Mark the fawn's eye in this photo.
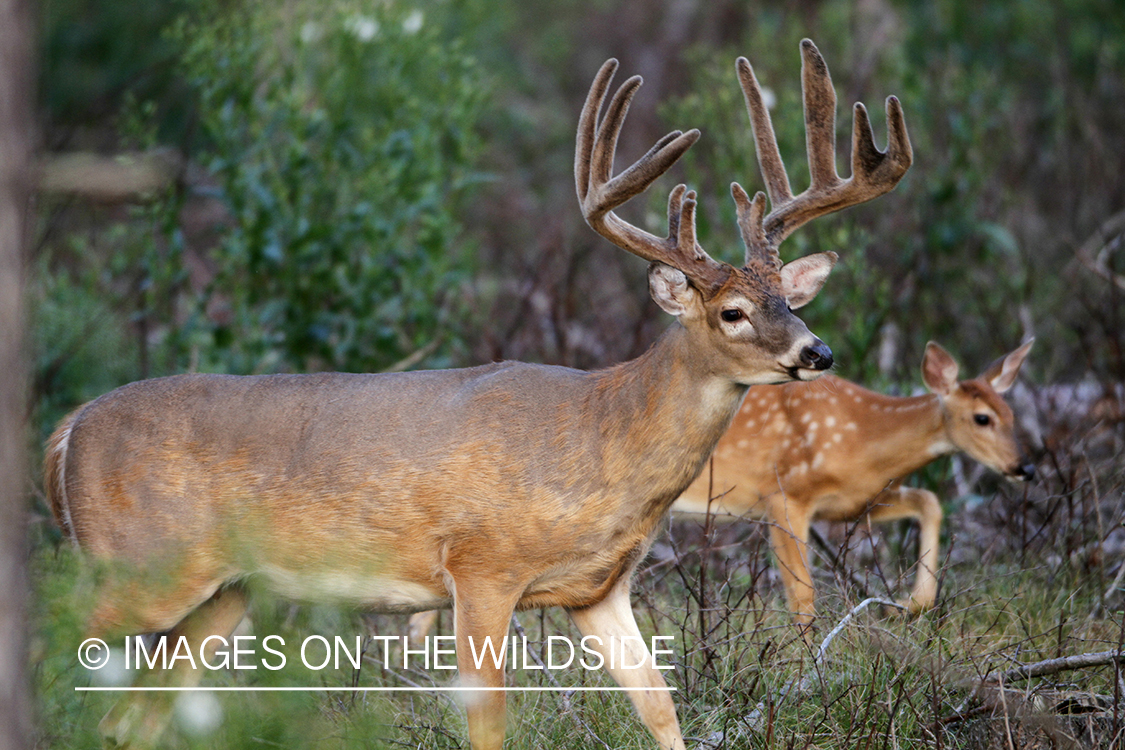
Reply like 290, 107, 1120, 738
720, 309, 743, 322
973, 414, 991, 426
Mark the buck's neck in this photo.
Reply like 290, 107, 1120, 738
585, 323, 749, 499
853, 389, 951, 480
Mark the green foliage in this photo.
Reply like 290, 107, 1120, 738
39, 0, 192, 131
31, 549, 400, 749
30, 244, 139, 441
176, 0, 487, 374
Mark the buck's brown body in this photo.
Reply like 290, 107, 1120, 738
47, 40, 912, 750
54, 345, 749, 627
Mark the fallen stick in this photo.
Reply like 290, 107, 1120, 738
982, 649, 1125, 684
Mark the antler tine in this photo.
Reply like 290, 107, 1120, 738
576, 59, 731, 295
736, 39, 913, 260
800, 39, 840, 193
851, 96, 912, 188
735, 56, 792, 211
731, 183, 778, 269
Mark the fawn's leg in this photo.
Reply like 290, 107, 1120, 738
867, 486, 943, 611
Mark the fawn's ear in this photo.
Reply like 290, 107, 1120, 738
649, 262, 702, 319
779, 252, 837, 310
921, 341, 960, 396
982, 338, 1034, 394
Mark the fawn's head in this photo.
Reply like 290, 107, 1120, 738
576, 41, 911, 385
922, 339, 1036, 480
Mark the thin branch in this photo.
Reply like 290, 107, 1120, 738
808, 525, 878, 601
36, 149, 183, 202
814, 597, 906, 667
982, 649, 1125, 684
717, 597, 908, 746
1075, 209, 1125, 290
382, 338, 442, 374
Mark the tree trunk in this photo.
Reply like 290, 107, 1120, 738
0, 0, 33, 745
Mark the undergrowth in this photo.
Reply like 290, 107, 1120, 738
31, 425, 1125, 748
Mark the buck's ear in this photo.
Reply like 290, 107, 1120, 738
921, 341, 960, 396
982, 338, 1034, 394
779, 252, 837, 310
649, 263, 699, 318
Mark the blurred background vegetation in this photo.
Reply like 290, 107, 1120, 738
31, 0, 1125, 441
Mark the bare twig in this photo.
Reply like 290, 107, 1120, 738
36, 149, 183, 202
382, 339, 442, 374
808, 525, 878, 602
814, 597, 906, 667
982, 649, 1125, 684
1075, 209, 1125, 290
508, 615, 611, 750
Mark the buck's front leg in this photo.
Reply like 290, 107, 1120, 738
568, 578, 685, 750
866, 486, 943, 612
765, 498, 816, 633
452, 580, 519, 750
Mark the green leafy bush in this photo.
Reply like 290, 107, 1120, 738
176, 0, 487, 374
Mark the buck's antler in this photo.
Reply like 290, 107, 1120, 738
576, 59, 732, 297
734, 39, 913, 266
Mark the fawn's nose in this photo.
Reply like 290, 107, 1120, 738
800, 341, 833, 371
1014, 462, 1036, 481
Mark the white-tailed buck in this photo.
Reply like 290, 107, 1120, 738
46, 40, 910, 750
675, 339, 1035, 629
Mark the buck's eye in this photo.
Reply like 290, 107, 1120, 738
973, 414, 991, 426
720, 309, 743, 322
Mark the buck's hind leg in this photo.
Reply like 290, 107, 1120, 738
408, 609, 439, 649
866, 486, 943, 612
568, 578, 685, 750
98, 584, 248, 748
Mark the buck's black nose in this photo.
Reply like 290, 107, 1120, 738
1015, 463, 1036, 481
800, 342, 833, 371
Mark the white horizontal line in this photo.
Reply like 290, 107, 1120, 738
76, 686, 675, 693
